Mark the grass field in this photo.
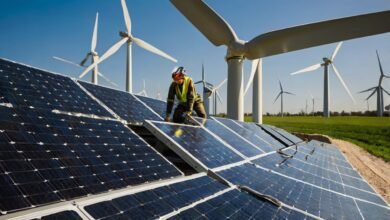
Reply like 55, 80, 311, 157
248, 116, 390, 161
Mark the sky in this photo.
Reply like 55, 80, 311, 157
0, 0, 389, 115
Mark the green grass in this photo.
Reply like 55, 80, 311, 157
247, 116, 390, 161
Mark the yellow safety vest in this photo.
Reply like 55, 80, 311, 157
175, 76, 191, 103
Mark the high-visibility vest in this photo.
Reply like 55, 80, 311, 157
175, 76, 191, 103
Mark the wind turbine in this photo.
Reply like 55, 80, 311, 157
195, 64, 214, 115
273, 80, 295, 117
358, 50, 390, 117
80, 0, 177, 93
170, 0, 389, 121
136, 80, 148, 97
53, 13, 118, 88
290, 42, 355, 117
309, 92, 315, 115
210, 78, 227, 115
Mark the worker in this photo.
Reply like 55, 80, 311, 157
165, 66, 206, 123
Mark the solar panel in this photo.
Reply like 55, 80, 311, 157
0, 58, 112, 117
192, 117, 264, 157
212, 117, 277, 152
79, 81, 162, 124
234, 120, 286, 149
81, 175, 227, 219
217, 162, 389, 219
135, 95, 167, 118
168, 188, 316, 220
39, 211, 82, 220
251, 151, 386, 205
259, 124, 298, 146
0, 106, 182, 214
144, 121, 244, 170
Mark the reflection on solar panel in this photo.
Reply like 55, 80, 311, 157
212, 117, 276, 152
145, 121, 244, 170
0, 58, 111, 117
79, 81, 162, 124
193, 117, 264, 157
217, 162, 390, 219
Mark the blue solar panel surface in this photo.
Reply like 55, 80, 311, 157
79, 81, 162, 124
217, 163, 389, 220
259, 124, 296, 146
83, 175, 227, 219
235, 121, 285, 149
193, 117, 264, 157
146, 121, 244, 169
0, 59, 111, 117
213, 117, 276, 152
135, 95, 167, 118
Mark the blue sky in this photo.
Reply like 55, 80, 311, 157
0, 0, 389, 114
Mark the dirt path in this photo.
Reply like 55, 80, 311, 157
330, 138, 390, 204
295, 133, 390, 203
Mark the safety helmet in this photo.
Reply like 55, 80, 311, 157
171, 66, 186, 80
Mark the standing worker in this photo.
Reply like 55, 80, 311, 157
165, 66, 206, 123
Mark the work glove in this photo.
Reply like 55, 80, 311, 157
165, 114, 171, 122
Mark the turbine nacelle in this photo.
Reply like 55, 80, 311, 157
226, 39, 247, 59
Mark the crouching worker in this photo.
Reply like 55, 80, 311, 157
165, 66, 206, 123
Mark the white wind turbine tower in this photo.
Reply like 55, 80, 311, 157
80, 0, 177, 93
53, 13, 118, 88
358, 50, 390, 117
195, 64, 214, 115
211, 78, 227, 115
309, 92, 315, 115
170, 0, 390, 121
136, 80, 148, 97
290, 42, 356, 117
273, 80, 295, 117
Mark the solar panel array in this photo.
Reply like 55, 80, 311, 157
0, 58, 388, 219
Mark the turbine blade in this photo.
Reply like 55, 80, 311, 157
132, 37, 177, 63
91, 12, 99, 52
206, 82, 214, 87
202, 63, 205, 80
279, 80, 283, 91
121, 0, 132, 33
383, 88, 390, 96
290, 63, 321, 75
332, 64, 355, 103
97, 72, 119, 87
358, 86, 376, 93
284, 91, 295, 95
80, 54, 90, 67
53, 56, 81, 67
216, 91, 223, 103
215, 78, 227, 90
331, 41, 343, 61
245, 11, 390, 59
366, 89, 377, 100
273, 92, 282, 104
170, 0, 237, 46
194, 80, 203, 84
244, 59, 260, 95
79, 38, 128, 78
376, 50, 384, 76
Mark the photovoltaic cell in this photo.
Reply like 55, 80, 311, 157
0, 58, 111, 117
36, 210, 82, 220
0, 106, 181, 214
217, 163, 387, 220
79, 81, 162, 124
213, 117, 276, 152
193, 117, 264, 157
83, 175, 228, 219
145, 121, 243, 169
